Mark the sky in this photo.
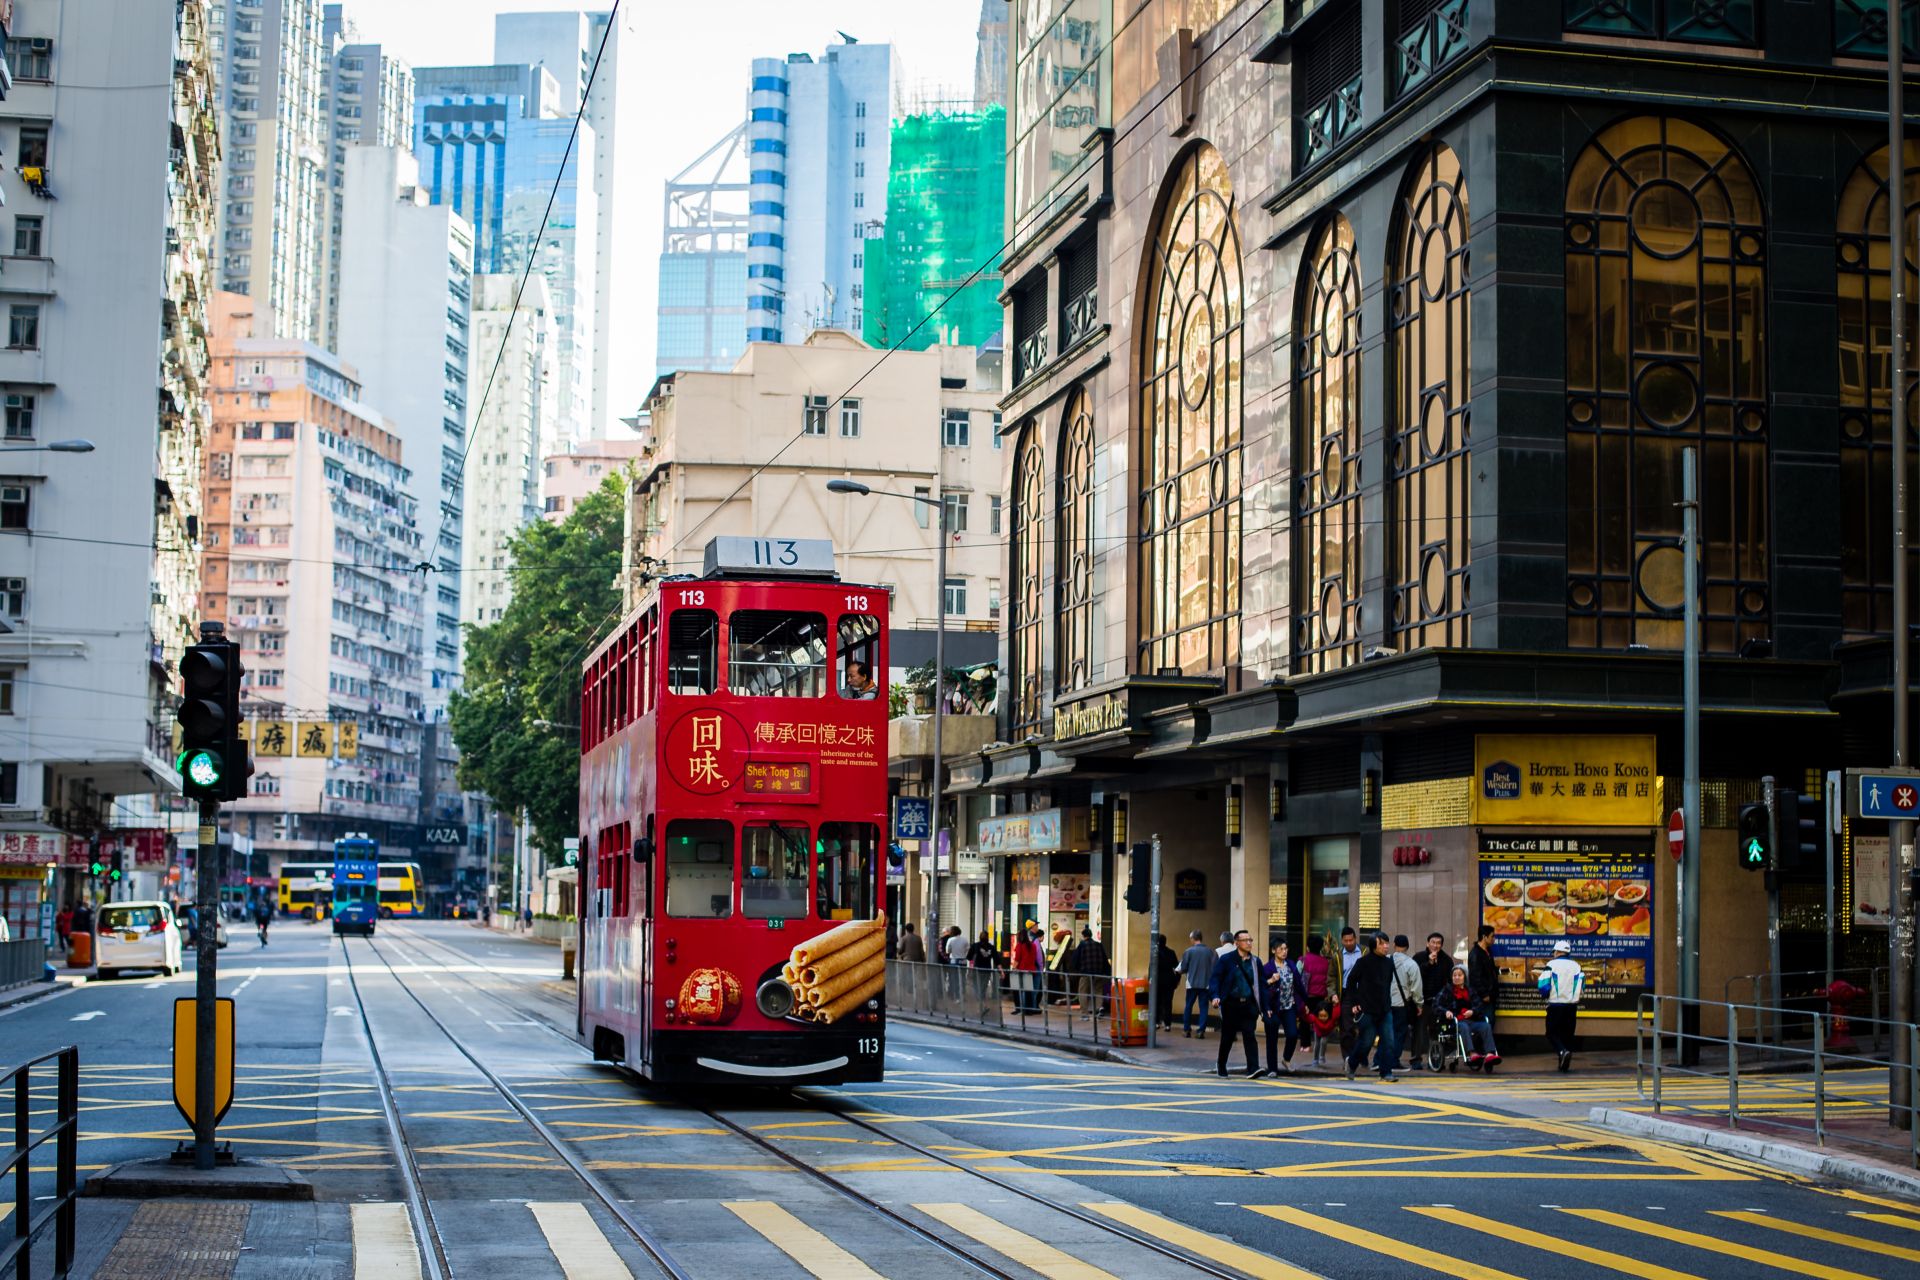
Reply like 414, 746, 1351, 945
369, 0, 990, 427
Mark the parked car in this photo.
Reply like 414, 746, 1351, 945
94, 902, 184, 978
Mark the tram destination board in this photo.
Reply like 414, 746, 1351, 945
742, 760, 812, 796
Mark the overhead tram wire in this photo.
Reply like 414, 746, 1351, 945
421, 0, 622, 582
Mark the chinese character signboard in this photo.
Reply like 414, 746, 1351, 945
254, 720, 292, 758
1470, 735, 1661, 826
893, 796, 931, 841
1477, 834, 1653, 1018
742, 760, 813, 796
664, 708, 746, 795
337, 721, 358, 758
297, 722, 334, 758
0, 831, 63, 865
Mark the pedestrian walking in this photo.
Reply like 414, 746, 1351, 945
1215, 930, 1235, 960
1344, 933, 1398, 1081
1386, 936, 1423, 1074
1337, 926, 1363, 987
55, 904, 72, 954
1011, 920, 1044, 1013
1075, 926, 1110, 1019
943, 927, 967, 999
898, 922, 927, 963
1299, 933, 1334, 1067
1540, 940, 1585, 1072
1153, 933, 1179, 1030
1468, 923, 1498, 1014
1260, 939, 1304, 1075
1437, 963, 1500, 1068
254, 899, 273, 947
1209, 929, 1262, 1077
1411, 931, 1451, 1070
1177, 931, 1217, 1038
966, 930, 999, 1008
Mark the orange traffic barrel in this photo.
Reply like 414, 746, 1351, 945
1109, 978, 1150, 1046
67, 931, 92, 969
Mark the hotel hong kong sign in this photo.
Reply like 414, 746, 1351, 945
1471, 734, 1661, 826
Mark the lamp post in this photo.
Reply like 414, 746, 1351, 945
828, 477, 947, 942
0, 439, 95, 453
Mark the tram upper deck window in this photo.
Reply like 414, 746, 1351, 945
838, 614, 881, 700
728, 610, 828, 697
664, 818, 732, 917
667, 609, 717, 695
742, 821, 810, 919
816, 822, 878, 920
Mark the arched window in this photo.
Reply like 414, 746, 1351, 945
1294, 214, 1363, 674
1055, 389, 1095, 693
1009, 424, 1047, 737
1565, 116, 1767, 653
1137, 144, 1243, 678
1837, 142, 1920, 640
1390, 144, 1471, 649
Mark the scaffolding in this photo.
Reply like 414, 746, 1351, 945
861, 106, 1006, 352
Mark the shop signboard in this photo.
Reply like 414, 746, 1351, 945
1048, 873, 1088, 910
0, 831, 62, 866
1174, 868, 1206, 910
1471, 735, 1661, 827
977, 808, 1080, 855
1477, 834, 1653, 1018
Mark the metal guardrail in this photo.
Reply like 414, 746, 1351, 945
1635, 994, 1919, 1167
0, 942, 43, 992
885, 960, 1135, 1048
1719, 967, 1894, 1053
1, 1046, 78, 1280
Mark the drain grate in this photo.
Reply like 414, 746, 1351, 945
94, 1202, 252, 1280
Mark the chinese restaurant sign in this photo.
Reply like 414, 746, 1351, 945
1471, 734, 1661, 826
1477, 833, 1652, 1019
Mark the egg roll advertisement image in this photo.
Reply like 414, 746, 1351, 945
785, 914, 886, 1023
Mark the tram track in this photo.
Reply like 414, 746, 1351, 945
377, 923, 1256, 1280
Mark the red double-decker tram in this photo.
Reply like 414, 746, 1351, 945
577, 537, 890, 1084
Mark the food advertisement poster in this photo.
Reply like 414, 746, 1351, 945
1853, 834, 1889, 928
1478, 834, 1653, 1017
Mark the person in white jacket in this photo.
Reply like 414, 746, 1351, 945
1538, 940, 1585, 1073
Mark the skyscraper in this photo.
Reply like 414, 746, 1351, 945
745, 40, 892, 346
318, 4, 412, 352
974, 0, 1009, 110
212, 0, 329, 342
413, 63, 597, 455
462, 274, 554, 629
656, 124, 749, 377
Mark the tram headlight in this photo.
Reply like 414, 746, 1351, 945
756, 978, 797, 1019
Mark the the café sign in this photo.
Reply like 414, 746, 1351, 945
1054, 691, 1126, 741
1471, 734, 1661, 827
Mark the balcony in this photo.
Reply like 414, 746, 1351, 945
1060, 288, 1098, 352
1396, 0, 1471, 99
1835, 0, 1920, 58
1299, 72, 1363, 170
1014, 326, 1049, 386
1564, 0, 1757, 47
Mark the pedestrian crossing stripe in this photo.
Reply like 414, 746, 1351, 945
1079, 1203, 1322, 1280
1559, 1208, 1879, 1280
1406, 1206, 1706, 1280
1249, 1205, 1526, 1280
528, 1202, 632, 1280
1713, 1209, 1920, 1266
912, 1203, 1117, 1280
350, 1203, 421, 1280
722, 1200, 885, 1279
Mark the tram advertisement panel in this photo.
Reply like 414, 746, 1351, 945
1477, 833, 1653, 1018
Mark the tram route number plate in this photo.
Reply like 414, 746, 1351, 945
767, 919, 785, 930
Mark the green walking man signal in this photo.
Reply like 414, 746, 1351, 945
1736, 803, 1769, 870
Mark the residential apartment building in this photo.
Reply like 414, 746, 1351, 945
211, 0, 329, 343
413, 63, 597, 454
0, 0, 217, 910
540, 437, 644, 525
203, 291, 426, 865
496, 7, 640, 440
317, 3, 411, 352
624, 329, 1002, 672
462, 273, 553, 628
746, 40, 892, 345
335, 145, 472, 713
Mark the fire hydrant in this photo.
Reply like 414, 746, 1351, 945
1814, 978, 1860, 1053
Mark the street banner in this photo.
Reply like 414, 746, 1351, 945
1477, 833, 1653, 1018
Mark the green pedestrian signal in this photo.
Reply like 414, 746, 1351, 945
1736, 803, 1769, 871
177, 747, 225, 793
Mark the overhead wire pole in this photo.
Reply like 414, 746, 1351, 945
1893, 0, 1915, 1130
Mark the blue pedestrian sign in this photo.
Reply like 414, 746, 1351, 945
893, 796, 931, 842
1853, 771, 1920, 820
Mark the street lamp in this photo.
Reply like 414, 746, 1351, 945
827, 476, 948, 943
0, 439, 95, 453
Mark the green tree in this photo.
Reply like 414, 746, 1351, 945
450, 474, 624, 860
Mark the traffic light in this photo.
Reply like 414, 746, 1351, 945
1124, 841, 1152, 914
88, 856, 105, 878
1736, 803, 1769, 871
109, 848, 124, 883
175, 631, 251, 801
1772, 789, 1821, 874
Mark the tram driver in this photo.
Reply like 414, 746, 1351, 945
841, 660, 878, 700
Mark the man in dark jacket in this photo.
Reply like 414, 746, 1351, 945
1410, 931, 1451, 1069
1074, 927, 1110, 1016
1467, 924, 1498, 1013
1344, 933, 1398, 1081
1209, 929, 1262, 1077
1153, 935, 1179, 1030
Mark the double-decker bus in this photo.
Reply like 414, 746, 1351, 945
331, 835, 379, 936
376, 862, 423, 917
278, 862, 334, 918
578, 537, 889, 1084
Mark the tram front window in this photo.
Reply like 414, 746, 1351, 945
742, 822, 810, 919
729, 610, 828, 697
816, 822, 878, 920
665, 819, 733, 918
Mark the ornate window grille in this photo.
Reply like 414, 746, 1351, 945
1564, 116, 1768, 653
1564, 0, 1758, 45
1837, 142, 1920, 639
1010, 424, 1048, 737
1298, 5, 1363, 170
1059, 235, 1099, 351
1137, 145, 1243, 679
1056, 389, 1096, 693
1395, 0, 1471, 99
1389, 145, 1471, 650
1293, 215, 1364, 674
1835, 1, 1920, 59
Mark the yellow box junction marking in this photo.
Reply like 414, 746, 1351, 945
722, 1201, 884, 1279
1713, 1209, 1920, 1266
172, 996, 234, 1129
528, 1202, 632, 1280
1407, 1206, 1706, 1279
1558, 1208, 1878, 1279
1080, 1202, 1322, 1280
1850, 1211, 1920, 1233
1249, 1205, 1524, 1280
350, 1203, 421, 1280
913, 1203, 1117, 1280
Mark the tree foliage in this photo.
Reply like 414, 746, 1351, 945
450, 475, 624, 860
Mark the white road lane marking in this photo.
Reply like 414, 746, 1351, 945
350, 1203, 422, 1280
527, 1202, 631, 1280
69, 1011, 104, 1022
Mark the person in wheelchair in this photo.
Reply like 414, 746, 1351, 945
1434, 963, 1501, 1071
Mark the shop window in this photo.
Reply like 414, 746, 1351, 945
742, 822, 810, 919
1055, 389, 1095, 693
816, 822, 878, 920
1010, 423, 1046, 736
1303, 838, 1351, 942
666, 608, 717, 695
1389, 145, 1472, 649
728, 609, 828, 698
1138, 144, 1243, 679
1565, 116, 1768, 652
664, 818, 732, 918
1294, 215, 1364, 674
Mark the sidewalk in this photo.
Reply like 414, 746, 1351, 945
0, 955, 93, 1012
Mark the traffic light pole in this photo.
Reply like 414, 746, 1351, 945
1147, 834, 1163, 1050
1680, 446, 1702, 1066
1890, 0, 1915, 1129
193, 796, 219, 1170
1763, 775, 1782, 1048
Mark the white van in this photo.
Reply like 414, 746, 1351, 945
94, 901, 183, 978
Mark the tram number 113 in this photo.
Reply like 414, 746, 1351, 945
857, 1037, 881, 1055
